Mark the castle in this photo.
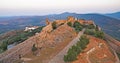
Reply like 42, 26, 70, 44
0, 16, 95, 63
36, 16, 95, 48
46, 16, 94, 26
43, 16, 95, 33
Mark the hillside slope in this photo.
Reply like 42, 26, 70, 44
105, 12, 120, 19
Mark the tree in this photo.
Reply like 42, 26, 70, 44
52, 21, 57, 29
67, 22, 72, 27
73, 21, 83, 32
87, 24, 95, 29
1, 41, 8, 51
95, 25, 99, 31
32, 44, 37, 52
95, 31, 104, 39
73, 21, 81, 28
64, 35, 89, 62
64, 48, 77, 62
84, 29, 95, 35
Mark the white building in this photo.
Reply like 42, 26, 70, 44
24, 26, 39, 31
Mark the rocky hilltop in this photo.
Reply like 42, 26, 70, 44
0, 16, 119, 63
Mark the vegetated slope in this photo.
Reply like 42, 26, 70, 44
0, 26, 43, 53
0, 30, 23, 41
73, 36, 116, 63
105, 12, 120, 19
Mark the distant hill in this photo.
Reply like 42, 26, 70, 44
0, 12, 120, 40
105, 12, 120, 19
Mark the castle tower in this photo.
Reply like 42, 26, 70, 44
67, 16, 75, 24
46, 18, 50, 25
67, 16, 75, 22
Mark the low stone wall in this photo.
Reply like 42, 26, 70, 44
104, 34, 120, 53
0, 36, 35, 63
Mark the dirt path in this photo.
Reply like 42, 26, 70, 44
49, 29, 85, 63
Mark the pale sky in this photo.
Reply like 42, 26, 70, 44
0, 0, 120, 16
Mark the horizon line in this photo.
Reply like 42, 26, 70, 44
0, 11, 119, 17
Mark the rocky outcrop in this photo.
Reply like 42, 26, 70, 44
46, 18, 51, 25
36, 24, 76, 48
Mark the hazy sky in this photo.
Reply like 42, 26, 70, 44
0, 0, 120, 16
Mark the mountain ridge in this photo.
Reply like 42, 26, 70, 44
105, 12, 120, 19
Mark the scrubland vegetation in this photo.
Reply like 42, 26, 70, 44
0, 26, 43, 53
64, 35, 89, 62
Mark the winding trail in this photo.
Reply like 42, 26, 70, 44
49, 29, 85, 63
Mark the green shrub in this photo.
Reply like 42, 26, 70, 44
95, 31, 104, 39
52, 21, 57, 29
64, 48, 77, 62
0, 41, 8, 51
64, 35, 89, 62
32, 44, 37, 52
95, 25, 99, 31
73, 21, 81, 28
117, 53, 120, 60
87, 24, 95, 29
84, 29, 95, 35
73, 21, 83, 32
67, 22, 72, 27
0, 26, 43, 53
84, 28, 104, 39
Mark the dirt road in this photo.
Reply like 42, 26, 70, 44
49, 29, 85, 63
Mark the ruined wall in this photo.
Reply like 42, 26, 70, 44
55, 20, 66, 26
46, 18, 51, 25
78, 19, 86, 24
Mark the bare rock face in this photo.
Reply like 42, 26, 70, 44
55, 20, 66, 26
67, 16, 75, 24
36, 24, 76, 48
